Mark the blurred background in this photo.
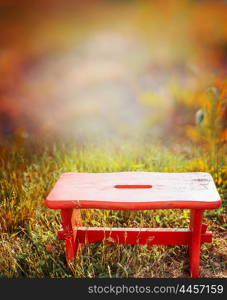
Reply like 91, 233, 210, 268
0, 0, 227, 278
0, 0, 226, 146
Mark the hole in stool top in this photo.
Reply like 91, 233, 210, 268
114, 184, 152, 189
45, 172, 222, 210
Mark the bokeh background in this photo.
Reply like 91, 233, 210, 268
0, 0, 227, 278
0, 0, 226, 145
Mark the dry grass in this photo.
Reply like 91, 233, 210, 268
0, 142, 226, 278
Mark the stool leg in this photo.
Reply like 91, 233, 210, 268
61, 208, 82, 263
72, 208, 83, 256
189, 209, 203, 278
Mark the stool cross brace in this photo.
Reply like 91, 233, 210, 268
46, 172, 221, 278
59, 208, 211, 278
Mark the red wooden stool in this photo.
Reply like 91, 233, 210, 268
45, 172, 221, 278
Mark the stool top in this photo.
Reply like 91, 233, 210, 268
45, 172, 221, 210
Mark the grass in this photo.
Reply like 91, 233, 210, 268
0, 141, 226, 278
0, 0, 226, 279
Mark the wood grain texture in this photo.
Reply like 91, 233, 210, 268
46, 172, 221, 210
58, 227, 212, 245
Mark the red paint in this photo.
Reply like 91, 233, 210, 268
58, 227, 212, 245
46, 199, 222, 210
60, 208, 83, 263
46, 172, 221, 210
189, 210, 204, 278
61, 209, 75, 262
114, 184, 152, 188
201, 223, 208, 233
45, 172, 221, 277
